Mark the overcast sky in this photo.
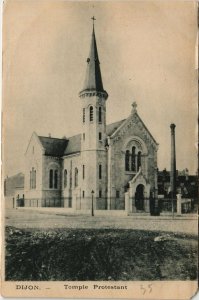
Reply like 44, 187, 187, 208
3, 0, 198, 177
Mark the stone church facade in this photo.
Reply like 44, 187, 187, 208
24, 24, 158, 213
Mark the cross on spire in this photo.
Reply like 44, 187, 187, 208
91, 16, 96, 27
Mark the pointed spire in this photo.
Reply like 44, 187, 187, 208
79, 18, 108, 99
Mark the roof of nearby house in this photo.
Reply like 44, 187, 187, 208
4, 173, 24, 196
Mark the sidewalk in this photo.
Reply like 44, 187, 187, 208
15, 207, 198, 220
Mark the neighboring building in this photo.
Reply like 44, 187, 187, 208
4, 173, 24, 208
14, 24, 159, 213
158, 169, 198, 199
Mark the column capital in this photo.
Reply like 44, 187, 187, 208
170, 123, 176, 131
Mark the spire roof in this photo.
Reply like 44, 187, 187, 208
80, 21, 108, 98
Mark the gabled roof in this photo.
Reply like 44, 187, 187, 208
135, 113, 158, 145
38, 136, 68, 157
64, 134, 81, 156
106, 119, 126, 136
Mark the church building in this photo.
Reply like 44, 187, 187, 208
24, 22, 158, 213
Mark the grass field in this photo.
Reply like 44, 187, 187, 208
5, 226, 197, 281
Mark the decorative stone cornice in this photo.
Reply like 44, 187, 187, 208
79, 90, 108, 100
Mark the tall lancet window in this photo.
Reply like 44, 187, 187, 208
64, 169, 67, 188
49, 169, 53, 188
34, 170, 36, 189
99, 107, 102, 123
54, 170, 58, 189
74, 168, 78, 187
131, 147, 136, 171
70, 170, 72, 188
137, 151, 142, 171
99, 164, 102, 179
83, 108, 85, 123
90, 106, 93, 122
125, 150, 130, 171
30, 168, 36, 189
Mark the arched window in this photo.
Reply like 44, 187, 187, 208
99, 107, 102, 123
137, 151, 142, 171
99, 164, 102, 179
82, 190, 85, 198
83, 108, 85, 123
90, 106, 93, 122
83, 165, 85, 179
64, 169, 67, 188
30, 168, 36, 189
49, 169, 53, 188
54, 170, 58, 189
74, 168, 78, 187
125, 150, 130, 171
131, 146, 136, 171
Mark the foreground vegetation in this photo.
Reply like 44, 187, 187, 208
5, 226, 197, 281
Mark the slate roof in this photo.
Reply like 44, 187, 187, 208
106, 119, 126, 136
38, 136, 68, 157
80, 27, 107, 95
38, 134, 82, 157
64, 134, 81, 156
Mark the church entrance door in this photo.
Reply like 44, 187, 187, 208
135, 184, 144, 211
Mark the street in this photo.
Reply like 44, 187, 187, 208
5, 208, 198, 235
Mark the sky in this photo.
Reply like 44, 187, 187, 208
3, 0, 198, 177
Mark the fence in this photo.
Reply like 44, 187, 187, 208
158, 198, 195, 213
19, 197, 125, 210
75, 197, 125, 210
16, 196, 197, 213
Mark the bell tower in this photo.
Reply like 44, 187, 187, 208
79, 17, 108, 207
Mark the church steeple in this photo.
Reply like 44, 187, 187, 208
79, 18, 108, 99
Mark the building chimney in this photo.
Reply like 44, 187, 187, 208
170, 124, 176, 198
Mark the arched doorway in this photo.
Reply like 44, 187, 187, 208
135, 184, 144, 211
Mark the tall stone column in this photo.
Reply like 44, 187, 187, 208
170, 124, 176, 215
